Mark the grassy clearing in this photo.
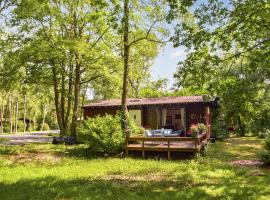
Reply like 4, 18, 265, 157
0, 137, 269, 200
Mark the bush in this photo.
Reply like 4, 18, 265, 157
127, 115, 144, 136
197, 123, 206, 133
77, 112, 143, 154
260, 136, 270, 165
77, 114, 125, 154
38, 123, 50, 131
16, 120, 25, 132
2, 122, 11, 133
212, 120, 229, 141
258, 130, 270, 139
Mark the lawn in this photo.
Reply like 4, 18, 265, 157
0, 137, 269, 200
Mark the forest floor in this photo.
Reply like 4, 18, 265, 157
0, 137, 269, 200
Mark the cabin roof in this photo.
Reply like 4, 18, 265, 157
82, 95, 218, 108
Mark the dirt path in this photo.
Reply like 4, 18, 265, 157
0, 131, 59, 146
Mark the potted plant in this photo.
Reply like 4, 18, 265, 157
197, 123, 206, 134
190, 124, 199, 138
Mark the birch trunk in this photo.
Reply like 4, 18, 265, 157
9, 93, 13, 133
0, 101, 4, 134
15, 99, 18, 134
33, 110, 36, 131
29, 109, 32, 131
40, 104, 47, 131
23, 94, 27, 133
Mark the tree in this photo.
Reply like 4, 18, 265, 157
169, 0, 270, 135
120, 0, 169, 135
11, 0, 120, 136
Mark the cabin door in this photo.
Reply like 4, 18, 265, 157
129, 110, 142, 127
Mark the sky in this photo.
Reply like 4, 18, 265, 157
152, 0, 231, 89
151, 43, 187, 89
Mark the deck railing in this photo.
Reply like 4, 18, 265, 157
125, 133, 207, 159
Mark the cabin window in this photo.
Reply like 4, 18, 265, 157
175, 114, 181, 119
166, 116, 172, 126
134, 115, 136, 120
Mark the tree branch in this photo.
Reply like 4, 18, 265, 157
129, 17, 166, 47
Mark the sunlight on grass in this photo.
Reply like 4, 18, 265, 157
0, 137, 269, 199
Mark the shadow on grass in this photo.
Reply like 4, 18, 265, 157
61, 145, 120, 160
0, 175, 269, 200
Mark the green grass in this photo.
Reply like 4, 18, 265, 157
0, 137, 269, 200
0, 138, 9, 142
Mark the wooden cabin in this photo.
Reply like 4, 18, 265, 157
82, 95, 218, 133
82, 95, 218, 159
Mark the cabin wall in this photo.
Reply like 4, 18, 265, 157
83, 104, 212, 133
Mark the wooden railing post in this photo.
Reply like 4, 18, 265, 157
168, 139, 171, 160
207, 125, 211, 139
126, 138, 129, 156
142, 139, 145, 159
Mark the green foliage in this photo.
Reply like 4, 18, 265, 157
212, 120, 229, 141
260, 136, 270, 165
197, 123, 206, 133
77, 111, 144, 154
2, 122, 11, 133
170, 0, 270, 138
16, 120, 25, 132
77, 114, 126, 154
38, 123, 50, 131
258, 131, 269, 139
42, 123, 50, 131
127, 114, 144, 136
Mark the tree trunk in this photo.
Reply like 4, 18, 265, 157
80, 90, 86, 120
40, 104, 47, 131
0, 101, 4, 134
70, 55, 81, 138
52, 65, 65, 135
9, 93, 13, 133
29, 109, 32, 131
15, 98, 18, 134
33, 110, 36, 131
121, 0, 130, 137
23, 94, 27, 133
64, 63, 73, 132
237, 115, 245, 136
61, 70, 66, 131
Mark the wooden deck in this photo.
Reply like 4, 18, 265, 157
125, 133, 207, 159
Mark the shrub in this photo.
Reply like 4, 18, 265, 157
190, 124, 199, 138
77, 112, 144, 154
127, 115, 144, 136
212, 120, 229, 141
38, 123, 50, 131
2, 122, 11, 133
16, 121, 25, 132
260, 136, 270, 165
43, 123, 50, 131
197, 123, 206, 133
77, 114, 125, 154
258, 130, 269, 139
